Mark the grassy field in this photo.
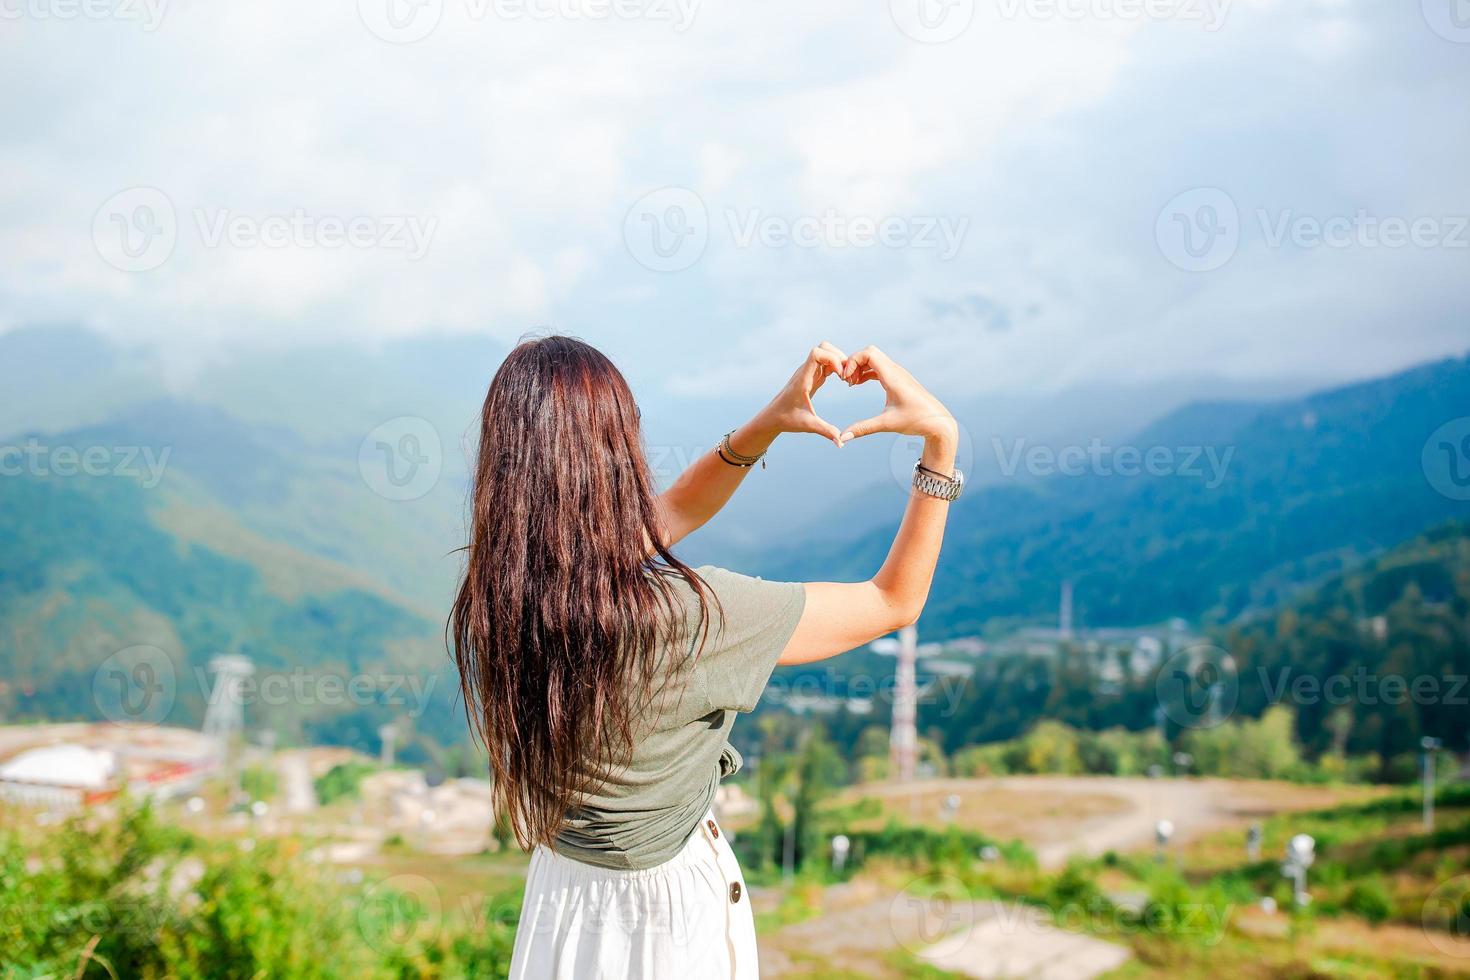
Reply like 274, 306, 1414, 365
754, 780, 1470, 978
9, 778, 1470, 979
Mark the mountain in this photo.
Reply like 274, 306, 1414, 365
921, 521, 1470, 767
0, 325, 1324, 581
753, 354, 1470, 635
1225, 520, 1470, 766
1, 323, 1461, 758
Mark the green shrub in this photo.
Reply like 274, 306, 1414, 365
1343, 876, 1393, 925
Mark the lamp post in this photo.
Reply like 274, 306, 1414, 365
1422, 736, 1443, 832
1154, 819, 1174, 864
831, 834, 850, 873
1281, 833, 1315, 908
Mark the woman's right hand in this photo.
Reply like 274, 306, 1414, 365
837, 346, 956, 448
752, 341, 851, 447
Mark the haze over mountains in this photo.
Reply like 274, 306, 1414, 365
1, 325, 1465, 754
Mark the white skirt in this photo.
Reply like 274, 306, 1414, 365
509, 811, 759, 980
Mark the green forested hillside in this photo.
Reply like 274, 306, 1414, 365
0, 461, 466, 757
923, 522, 1470, 772
2, 353, 1466, 763
762, 354, 1470, 635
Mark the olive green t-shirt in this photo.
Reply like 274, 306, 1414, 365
553, 565, 806, 870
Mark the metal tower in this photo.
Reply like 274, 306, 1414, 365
1060, 579, 1074, 640
889, 625, 918, 782
201, 654, 254, 746
379, 723, 398, 768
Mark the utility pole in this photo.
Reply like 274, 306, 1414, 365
1423, 737, 1443, 831
890, 625, 918, 783
379, 723, 398, 768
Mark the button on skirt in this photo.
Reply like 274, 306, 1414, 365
509, 812, 758, 979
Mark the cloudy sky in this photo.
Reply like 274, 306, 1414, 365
2, 0, 1467, 398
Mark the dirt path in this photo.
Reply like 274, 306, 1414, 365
847, 776, 1384, 867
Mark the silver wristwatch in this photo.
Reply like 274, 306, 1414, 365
912, 461, 964, 501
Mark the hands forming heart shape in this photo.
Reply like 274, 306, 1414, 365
760, 342, 956, 449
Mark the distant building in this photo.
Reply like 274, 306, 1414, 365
0, 745, 116, 810
0, 724, 218, 812
943, 637, 987, 657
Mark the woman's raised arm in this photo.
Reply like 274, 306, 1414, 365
779, 346, 959, 665
655, 342, 850, 548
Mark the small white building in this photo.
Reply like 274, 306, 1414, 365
0, 744, 117, 811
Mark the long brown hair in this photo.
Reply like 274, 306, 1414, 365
449, 335, 712, 849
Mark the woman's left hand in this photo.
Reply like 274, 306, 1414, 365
753, 341, 851, 447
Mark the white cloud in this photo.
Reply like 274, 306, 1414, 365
0, 0, 1465, 394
